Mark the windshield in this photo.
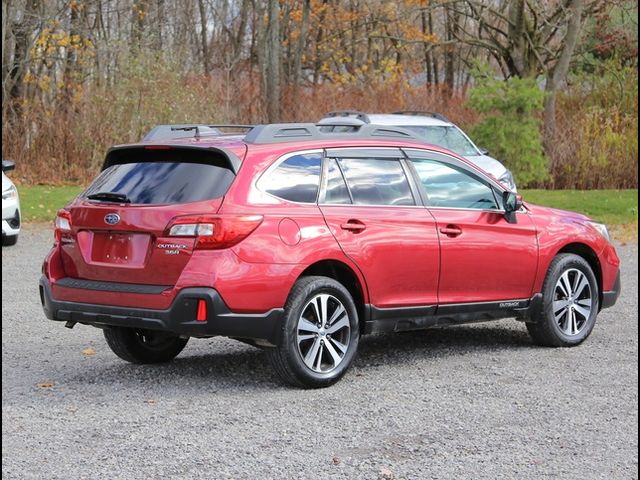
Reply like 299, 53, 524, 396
402, 126, 479, 156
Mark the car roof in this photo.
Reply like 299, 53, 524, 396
107, 125, 502, 189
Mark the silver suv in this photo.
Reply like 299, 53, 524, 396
318, 111, 516, 191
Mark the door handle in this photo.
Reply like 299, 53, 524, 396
439, 225, 462, 237
340, 220, 366, 233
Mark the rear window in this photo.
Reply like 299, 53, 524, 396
82, 161, 235, 205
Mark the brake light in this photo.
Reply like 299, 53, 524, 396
54, 209, 72, 242
166, 215, 263, 250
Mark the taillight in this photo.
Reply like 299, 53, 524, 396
165, 215, 263, 250
54, 209, 72, 242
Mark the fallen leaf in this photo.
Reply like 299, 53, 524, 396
379, 467, 395, 480
36, 382, 54, 388
81, 347, 96, 356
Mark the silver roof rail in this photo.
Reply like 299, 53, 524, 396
143, 124, 254, 141
324, 110, 371, 123
244, 123, 420, 144
317, 117, 366, 127
391, 111, 451, 123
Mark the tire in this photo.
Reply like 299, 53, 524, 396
103, 327, 188, 364
526, 253, 599, 347
267, 276, 360, 388
2, 235, 17, 246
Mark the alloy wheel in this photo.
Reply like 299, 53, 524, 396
553, 268, 593, 336
296, 294, 351, 373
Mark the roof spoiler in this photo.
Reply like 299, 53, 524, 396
104, 144, 243, 174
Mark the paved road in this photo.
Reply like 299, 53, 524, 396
2, 226, 638, 479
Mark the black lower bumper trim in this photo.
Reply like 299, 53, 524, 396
601, 270, 621, 310
40, 276, 283, 345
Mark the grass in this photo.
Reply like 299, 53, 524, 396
17, 185, 638, 241
19, 185, 83, 223
522, 189, 638, 242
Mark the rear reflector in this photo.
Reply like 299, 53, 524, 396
196, 299, 207, 322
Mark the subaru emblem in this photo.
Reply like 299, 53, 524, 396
104, 213, 120, 225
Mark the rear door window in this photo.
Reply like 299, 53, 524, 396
82, 161, 235, 205
336, 158, 415, 206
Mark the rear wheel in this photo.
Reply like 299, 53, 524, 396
267, 276, 359, 388
103, 327, 188, 364
526, 254, 599, 347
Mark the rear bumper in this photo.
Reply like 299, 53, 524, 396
601, 270, 621, 310
39, 276, 283, 345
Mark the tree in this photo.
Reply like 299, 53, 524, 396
426, 0, 604, 148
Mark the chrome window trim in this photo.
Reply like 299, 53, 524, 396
318, 203, 427, 209
324, 146, 405, 159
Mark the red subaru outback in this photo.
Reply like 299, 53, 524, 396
40, 123, 621, 388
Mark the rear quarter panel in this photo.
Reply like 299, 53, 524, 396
218, 146, 370, 309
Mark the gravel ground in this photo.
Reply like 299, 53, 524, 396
2, 225, 638, 479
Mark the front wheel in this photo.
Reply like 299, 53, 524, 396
526, 253, 599, 347
103, 327, 188, 364
267, 276, 360, 388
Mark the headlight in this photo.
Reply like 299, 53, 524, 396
587, 221, 610, 242
498, 170, 517, 191
2, 185, 17, 201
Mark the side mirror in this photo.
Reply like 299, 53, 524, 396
478, 147, 489, 155
503, 191, 523, 224
2, 160, 15, 173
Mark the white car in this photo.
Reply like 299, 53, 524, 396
2, 160, 20, 246
318, 111, 517, 191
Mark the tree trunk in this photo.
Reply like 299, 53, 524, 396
421, 11, 432, 84
264, 0, 281, 122
292, 0, 310, 85
429, 10, 439, 84
543, 0, 584, 153
131, 1, 149, 51
197, 0, 210, 76
62, 2, 81, 104
7, 0, 40, 112
444, 6, 458, 92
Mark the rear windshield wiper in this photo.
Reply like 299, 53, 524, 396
86, 192, 131, 203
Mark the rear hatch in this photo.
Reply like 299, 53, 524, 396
57, 145, 243, 286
